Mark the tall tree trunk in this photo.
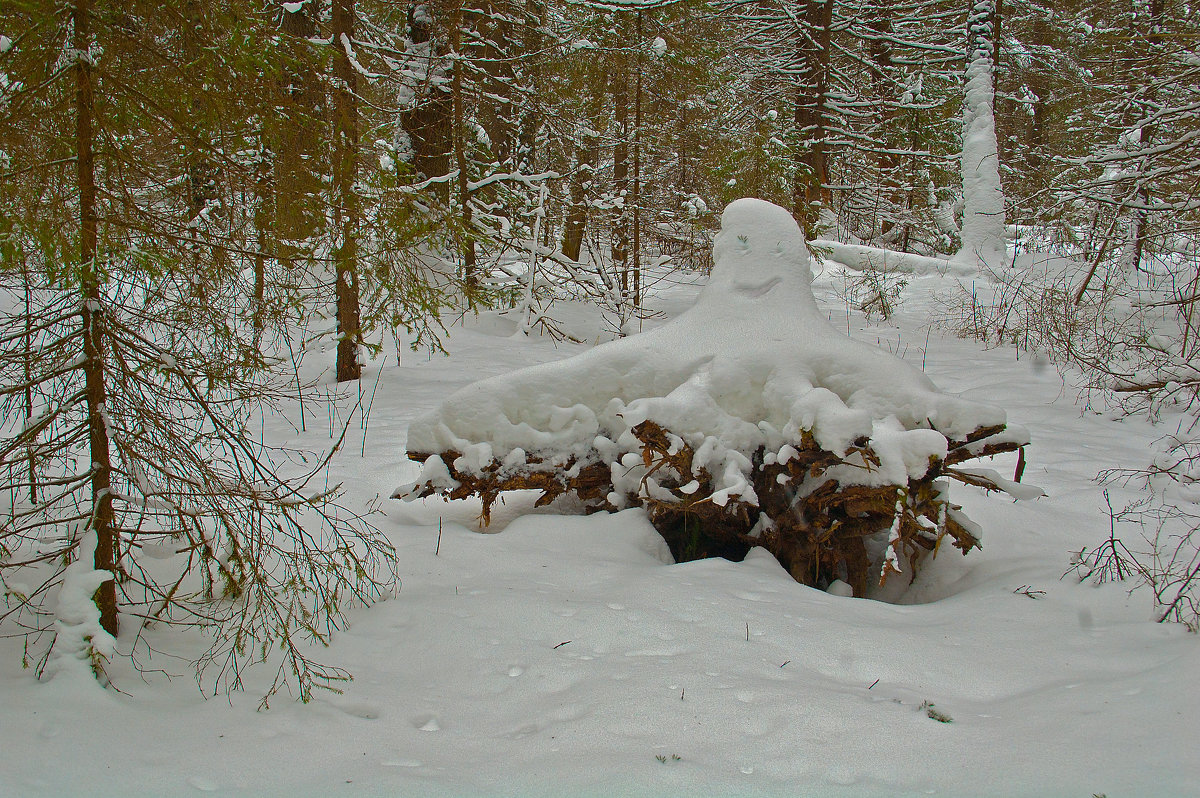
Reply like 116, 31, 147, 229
613, 67, 630, 292
277, 0, 323, 245
562, 127, 599, 261
450, 8, 478, 303
867, 1, 899, 238
1024, 11, 1049, 176
400, 3, 453, 199
73, 0, 118, 638
561, 60, 605, 262
515, 0, 545, 173
474, 0, 518, 168
182, 0, 215, 297
956, 0, 1007, 270
252, 145, 272, 338
792, 0, 834, 231
991, 0, 1007, 162
332, 0, 363, 381
1129, 0, 1165, 273
632, 11, 643, 308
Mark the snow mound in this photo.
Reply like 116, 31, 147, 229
401, 198, 1024, 508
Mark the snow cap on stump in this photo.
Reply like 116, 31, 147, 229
402, 198, 1020, 497
398, 198, 1033, 593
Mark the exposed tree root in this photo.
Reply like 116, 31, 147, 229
407, 420, 1023, 596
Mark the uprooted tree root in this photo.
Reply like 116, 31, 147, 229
407, 420, 1023, 596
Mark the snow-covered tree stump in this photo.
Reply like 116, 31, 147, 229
398, 199, 1035, 596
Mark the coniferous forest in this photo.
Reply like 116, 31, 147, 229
1, 3, 1199, 793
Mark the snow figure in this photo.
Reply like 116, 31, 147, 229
398, 199, 1034, 595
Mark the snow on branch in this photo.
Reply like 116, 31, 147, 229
811, 239, 977, 277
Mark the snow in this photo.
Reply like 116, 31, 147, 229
48, 530, 116, 685
813, 238, 977, 277
2, 230, 1198, 797
955, 11, 1008, 272
402, 199, 1020, 511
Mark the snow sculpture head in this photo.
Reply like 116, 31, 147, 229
709, 197, 813, 293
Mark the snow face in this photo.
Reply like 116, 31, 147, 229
402, 199, 1018, 503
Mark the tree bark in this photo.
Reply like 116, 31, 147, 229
515, 0, 546, 173
956, 0, 1007, 270
561, 128, 599, 261
867, 1, 899, 238
632, 11, 643, 308
1025, 10, 1049, 175
276, 0, 323, 244
332, 0, 363, 381
1129, 0, 1165, 273
613, 66, 630, 291
400, 3, 453, 200
792, 0, 834, 231
473, 0, 518, 168
450, 8, 478, 303
73, 0, 118, 638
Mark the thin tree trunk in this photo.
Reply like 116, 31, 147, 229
400, 3, 453, 199
613, 67, 630, 292
450, 9, 478, 304
1129, 0, 1164, 273
21, 257, 36, 504
561, 128, 599, 261
793, 0, 834, 230
332, 0, 362, 381
252, 146, 271, 339
277, 0, 322, 244
73, 0, 118, 637
867, 1, 899, 238
181, 0, 214, 297
632, 11, 643, 308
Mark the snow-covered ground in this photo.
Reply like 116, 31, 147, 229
3, 258, 1198, 797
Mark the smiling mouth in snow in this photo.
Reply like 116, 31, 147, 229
733, 276, 782, 297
